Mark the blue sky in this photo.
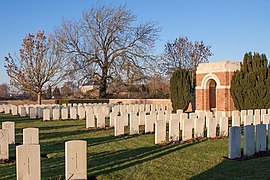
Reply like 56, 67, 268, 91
1, 0, 270, 84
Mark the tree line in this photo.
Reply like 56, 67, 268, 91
5, 4, 213, 104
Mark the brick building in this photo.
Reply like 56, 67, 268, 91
195, 61, 240, 115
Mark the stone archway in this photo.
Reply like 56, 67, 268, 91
195, 61, 241, 114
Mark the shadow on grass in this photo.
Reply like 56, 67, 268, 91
191, 155, 270, 179
89, 140, 204, 176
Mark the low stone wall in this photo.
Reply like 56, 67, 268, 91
109, 99, 172, 105
0, 100, 55, 105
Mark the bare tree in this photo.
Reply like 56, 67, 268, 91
5, 31, 69, 104
163, 37, 213, 109
54, 4, 160, 98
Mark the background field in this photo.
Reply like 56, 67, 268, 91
0, 114, 269, 179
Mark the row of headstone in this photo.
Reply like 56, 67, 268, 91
229, 124, 270, 159
232, 109, 270, 126
16, 140, 87, 180
109, 110, 229, 144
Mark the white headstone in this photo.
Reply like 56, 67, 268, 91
138, 111, 146, 126
43, 108, 50, 121
219, 117, 228, 136
243, 115, 252, 126
16, 144, 40, 180
254, 109, 260, 116
262, 114, 270, 125
182, 118, 193, 141
180, 113, 188, 131
194, 118, 204, 138
86, 111, 95, 128
65, 140, 87, 180
109, 112, 117, 127
169, 114, 180, 141
96, 112, 105, 128
247, 109, 253, 116
256, 124, 266, 152
20, 106, 27, 117
61, 107, 69, 120
114, 116, 124, 136
253, 115, 261, 125
0, 129, 9, 160
206, 118, 216, 138
155, 120, 166, 144
23, 128, 39, 145
228, 126, 241, 159
70, 107, 78, 120
232, 116, 240, 126
78, 107, 86, 120
53, 107, 61, 120
2, 121, 15, 144
145, 113, 156, 133
130, 112, 139, 134
29, 107, 37, 119
12, 105, 18, 116
244, 125, 255, 156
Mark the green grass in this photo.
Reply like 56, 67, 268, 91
0, 114, 270, 179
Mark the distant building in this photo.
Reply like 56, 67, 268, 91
80, 81, 100, 94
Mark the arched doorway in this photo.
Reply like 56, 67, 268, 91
208, 79, 217, 110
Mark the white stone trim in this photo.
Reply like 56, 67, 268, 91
196, 61, 240, 74
196, 85, 231, 90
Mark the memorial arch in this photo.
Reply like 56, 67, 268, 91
195, 61, 240, 114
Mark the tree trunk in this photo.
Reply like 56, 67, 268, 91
37, 91, 42, 105
99, 76, 107, 98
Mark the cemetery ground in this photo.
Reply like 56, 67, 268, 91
1, 115, 270, 179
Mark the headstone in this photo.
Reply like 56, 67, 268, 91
219, 117, 229, 136
86, 111, 95, 128
145, 104, 151, 113
262, 114, 270, 125
256, 124, 266, 152
243, 115, 253, 126
205, 111, 213, 119
114, 116, 124, 136
29, 107, 37, 119
240, 110, 247, 124
169, 114, 180, 141
261, 109, 267, 116
53, 107, 61, 120
157, 111, 165, 121
197, 112, 205, 119
70, 107, 78, 120
176, 109, 183, 114
12, 105, 18, 116
96, 112, 105, 128
155, 120, 166, 144
247, 109, 253, 116
145, 113, 156, 133
228, 126, 241, 159
23, 128, 39, 145
0, 129, 9, 160
232, 116, 240, 126
182, 118, 193, 141
16, 144, 40, 180
130, 112, 139, 134
78, 107, 86, 120
121, 112, 129, 127
37, 107, 43, 118
206, 118, 216, 138
244, 125, 255, 156
253, 115, 261, 125
65, 140, 87, 180
139, 104, 145, 112
133, 104, 139, 113
43, 108, 50, 121
180, 113, 188, 130
254, 109, 260, 116
20, 106, 27, 117
165, 110, 171, 123
194, 118, 204, 138
4, 105, 10, 114
61, 107, 69, 120
2, 121, 15, 144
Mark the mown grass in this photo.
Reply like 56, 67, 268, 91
0, 114, 270, 179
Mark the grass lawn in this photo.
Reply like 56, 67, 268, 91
0, 114, 270, 179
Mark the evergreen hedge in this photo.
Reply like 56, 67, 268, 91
230, 52, 270, 110
170, 69, 192, 111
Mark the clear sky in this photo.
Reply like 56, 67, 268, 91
1, 0, 270, 84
